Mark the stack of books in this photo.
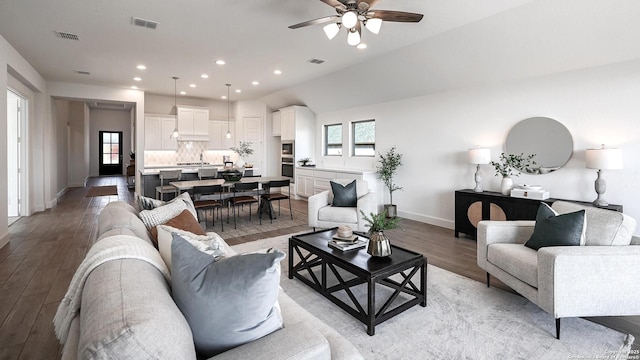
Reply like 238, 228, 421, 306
510, 185, 550, 200
328, 235, 367, 251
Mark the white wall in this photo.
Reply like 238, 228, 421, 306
65, 101, 87, 187
55, 100, 69, 193
315, 61, 640, 233
89, 108, 132, 176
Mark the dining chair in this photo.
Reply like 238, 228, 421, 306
155, 170, 181, 201
260, 179, 292, 223
198, 167, 218, 180
192, 185, 224, 231
228, 181, 260, 229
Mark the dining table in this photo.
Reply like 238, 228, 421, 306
169, 176, 291, 220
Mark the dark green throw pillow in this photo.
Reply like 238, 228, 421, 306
525, 203, 585, 250
331, 180, 357, 207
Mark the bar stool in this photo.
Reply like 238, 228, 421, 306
198, 167, 218, 180
155, 170, 181, 200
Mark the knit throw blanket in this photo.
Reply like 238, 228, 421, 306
53, 235, 170, 344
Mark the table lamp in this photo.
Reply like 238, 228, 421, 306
468, 147, 491, 192
585, 145, 623, 207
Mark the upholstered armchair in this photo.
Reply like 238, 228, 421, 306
477, 200, 640, 339
308, 179, 376, 232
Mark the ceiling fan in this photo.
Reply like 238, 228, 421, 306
289, 0, 423, 46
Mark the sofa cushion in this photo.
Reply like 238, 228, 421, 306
149, 209, 205, 246
96, 202, 153, 245
552, 201, 636, 246
488, 243, 539, 288
157, 229, 226, 273
318, 205, 358, 224
171, 236, 285, 357
330, 180, 357, 207
525, 203, 585, 250
79, 259, 196, 359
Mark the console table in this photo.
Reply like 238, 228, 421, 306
454, 189, 623, 239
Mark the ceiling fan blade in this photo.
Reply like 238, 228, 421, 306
320, 0, 347, 11
368, 10, 424, 23
358, 0, 383, 10
289, 15, 341, 29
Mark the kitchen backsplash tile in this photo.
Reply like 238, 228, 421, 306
145, 141, 237, 166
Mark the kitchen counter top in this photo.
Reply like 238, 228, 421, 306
295, 166, 376, 175
141, 165, 256, 175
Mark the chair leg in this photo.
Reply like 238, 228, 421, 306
486, 273, 490, 287
233, 204, 237, 229
556, 318, 561, 340
288, 197, 292, 220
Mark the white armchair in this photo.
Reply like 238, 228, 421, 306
477, 200, 640, 339
308, 179, 376, 232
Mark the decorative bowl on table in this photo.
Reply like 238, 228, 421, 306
220, 170, 243, 182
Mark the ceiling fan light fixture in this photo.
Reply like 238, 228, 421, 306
347, 28, 361, 46
323, 22, 341, 40
364, 18, 382, 34
342, 11, 358, 29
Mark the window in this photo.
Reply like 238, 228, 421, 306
352, 120, 375, 156
325, 123, 343, 155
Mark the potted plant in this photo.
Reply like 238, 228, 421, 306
360, 210, 401, 257
490, 152, 536, 195
298, 157, 312, 166
230, 141, 254, 168
376, 146, 403, 218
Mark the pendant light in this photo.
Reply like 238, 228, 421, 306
225, 84, 232, 139
170, 76, 180, 139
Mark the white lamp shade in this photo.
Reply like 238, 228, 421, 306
323, 23, 340, 40
342, 11, 358, 29
347, 28, 360, 46
586, 147, 623, 170
468, 148, 491, 165
365, 18, 382, 34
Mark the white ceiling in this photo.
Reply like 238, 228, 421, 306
1, 0, 639, 113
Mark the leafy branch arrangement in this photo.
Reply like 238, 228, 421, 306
377, 146, 403, 205
230, 141, 254, 157
360, 210, 401, 235
490, 152, 536, 177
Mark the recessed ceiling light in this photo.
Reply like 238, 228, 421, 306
235, 89, 242, 93
136, 65, 146, 70
215, 60, 225, 65
189, 84, 196, 88
252, 81, 259, 86
131, 85, 138, 89
274, 69, 282, 75
180, 91, 186, 95
133, 77, 142, 81
221, 95, 227, 99
201, 74, 209, 79
357, 43, 367, 49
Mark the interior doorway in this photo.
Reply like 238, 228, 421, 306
99, 131, 123, 175
7, 90, 25, 223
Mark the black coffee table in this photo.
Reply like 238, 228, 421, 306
288, 228, 427, 335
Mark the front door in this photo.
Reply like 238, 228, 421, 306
99, 131, 123, 175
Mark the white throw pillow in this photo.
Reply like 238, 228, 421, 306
138, 192, 198, 229
157, 225, 226, 273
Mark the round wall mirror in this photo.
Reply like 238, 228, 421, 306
505, 117, 573, 174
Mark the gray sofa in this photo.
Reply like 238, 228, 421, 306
477, 200, 640, 339
60, 201, 362, 360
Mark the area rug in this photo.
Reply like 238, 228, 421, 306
232, 235, 634, 360
204, 206, 309, 240
85, 185, 118, 197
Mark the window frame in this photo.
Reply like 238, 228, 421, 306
351, 119, 376, 157
324, 123, 343, 156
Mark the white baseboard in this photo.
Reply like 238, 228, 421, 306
397, 209, 454, 230
34, 204, 45, 212
57, 187, 68, 199
0, 232, 9, 250
46, 198, 57, 209
68, 182, 85, 188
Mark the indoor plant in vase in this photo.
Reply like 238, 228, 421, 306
490, 152, 536, 195
230, 141, 254, 168
377, 146, 403, 218
360, 210, 401, 257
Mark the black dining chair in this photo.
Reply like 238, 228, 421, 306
260, 179, 292, 223
228, 182, 260, 229
192, 185, 224, 231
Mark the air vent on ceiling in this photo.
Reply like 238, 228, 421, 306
55, 31, 80, 41
306, 58, 325, 64
131, 17, 159, 30
75, 70, 91, 75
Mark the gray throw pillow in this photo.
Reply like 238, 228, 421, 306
171, 235, 285, 357
525, 203, 585, 250
331, 180, 357, 207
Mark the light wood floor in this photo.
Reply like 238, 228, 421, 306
0, 176, 637, 359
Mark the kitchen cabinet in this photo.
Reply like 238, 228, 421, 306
279, 106, 313, 143
177, 106, 209, 138
208, 120, 235, 150
295, 168, 314, 197
295, 167, 379, 200
272, 111, 281, 136
145, 115, 177, 150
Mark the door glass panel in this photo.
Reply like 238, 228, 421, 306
103, 154, 111, 164
103, 133, 110, 143
111, 154, 119, 163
